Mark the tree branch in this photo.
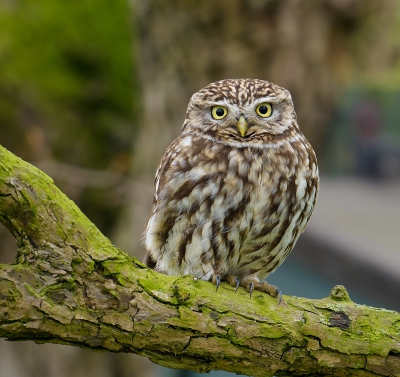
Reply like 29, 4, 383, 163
0, 144, 399, 377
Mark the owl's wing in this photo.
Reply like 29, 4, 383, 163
144, 139, 183, 269
153, 136, 184, 202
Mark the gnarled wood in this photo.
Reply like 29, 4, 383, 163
0, 145, 399, 377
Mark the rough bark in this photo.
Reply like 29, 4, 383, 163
0, 144, 399, 377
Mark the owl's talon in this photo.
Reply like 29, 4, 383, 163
242, 279, 282, 301
249, 282, 254, 298
234, 277, 240, 293
215, 275, 221, 292
276, 288, 283, 304
259, 281, 282, 301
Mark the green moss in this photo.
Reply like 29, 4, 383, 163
329, 285, 352, 302
8, 264, 43, 290
23, 283, 42, 299
390, 320, 400, 336
72, 257, 94, 275
102, 256, 143, 288
40, 280, 77, 305
167, 306, 225, 335
0, 279, 21, 302
171, 284, 192, 305
138, 271, 179, 305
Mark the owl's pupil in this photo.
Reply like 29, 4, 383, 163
216, 108, 224, 117
259, 105, 268, 114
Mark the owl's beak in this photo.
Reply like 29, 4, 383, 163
237, 115, 249, 137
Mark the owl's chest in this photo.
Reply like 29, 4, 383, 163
203, 146, 293, 199
197, 147, 294, 213
187, 145, 270, 181
165, 142, 309, 220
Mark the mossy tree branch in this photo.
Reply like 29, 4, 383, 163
0, 144, 399, 377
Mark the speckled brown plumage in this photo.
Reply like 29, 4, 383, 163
144, 79, 319, 299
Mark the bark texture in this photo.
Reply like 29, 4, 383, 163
0, 144, 399, 377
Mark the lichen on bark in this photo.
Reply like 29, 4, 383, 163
0, 144, 399, 377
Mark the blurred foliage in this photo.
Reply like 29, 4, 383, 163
0, 0, 135, 233
354, 2, 400, 89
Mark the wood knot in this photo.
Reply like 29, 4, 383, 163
329, 311, 350, 330
329, 285, 350, 301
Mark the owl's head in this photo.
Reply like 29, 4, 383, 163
183, 79, 299, 147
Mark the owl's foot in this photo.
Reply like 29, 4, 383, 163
226, 275, 240, 292
225, 274, 282, 303
244, 280, 282, 303
225, 274, 240, 292
213, 274, 239, 292
212, 274, 282, 303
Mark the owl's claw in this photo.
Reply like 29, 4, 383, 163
215, 275, 221, 292
225, 274, 240, 292
234, 277, 240, 293
249, 282, 254, 298
276, 287, 283, 304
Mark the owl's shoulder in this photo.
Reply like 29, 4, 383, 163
160, 133, 227, 169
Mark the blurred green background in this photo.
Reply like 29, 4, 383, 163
0, 0, 135, 233
0, 1, 400, 376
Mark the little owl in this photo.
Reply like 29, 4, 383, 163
144, 79, 319, 301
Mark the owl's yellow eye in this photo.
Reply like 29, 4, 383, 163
256, 103, 273, 118
211, 106, 228, 120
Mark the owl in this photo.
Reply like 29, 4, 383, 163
144, 79, 318, 301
